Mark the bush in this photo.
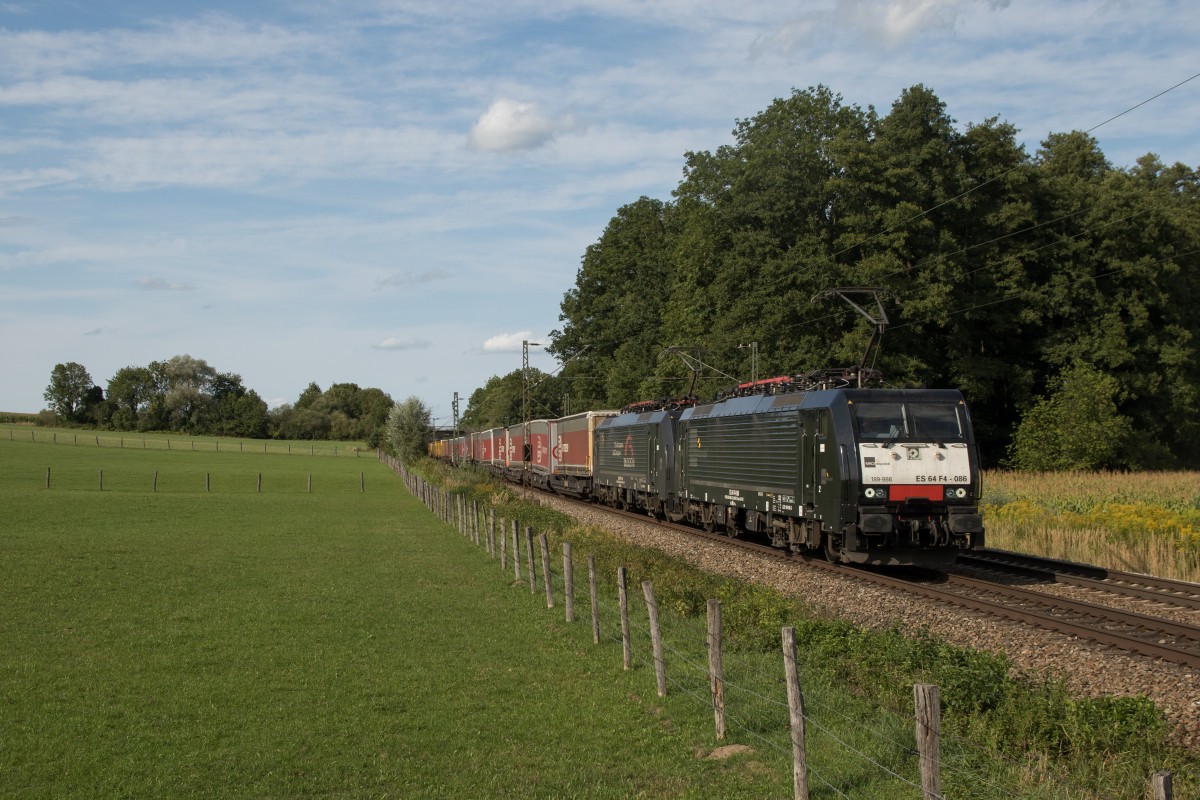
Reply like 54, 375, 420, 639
1008, 361, 1133, 470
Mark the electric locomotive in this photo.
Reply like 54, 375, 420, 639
665, 374, 983, 565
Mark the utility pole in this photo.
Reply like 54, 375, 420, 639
522, 340, 541, 487
451, 391, 459, 464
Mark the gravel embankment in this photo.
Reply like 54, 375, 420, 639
537, 494, 1200, 751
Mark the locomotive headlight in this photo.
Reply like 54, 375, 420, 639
945, 486, 968, 500
863, 486, 888, 501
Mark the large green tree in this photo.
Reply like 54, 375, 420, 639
44, 362, 97, 422
386, 396, 432, 462
551, 197, 673, 407
106, 366, 156, 430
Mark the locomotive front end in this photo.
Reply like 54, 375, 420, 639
847, 393, 984, 565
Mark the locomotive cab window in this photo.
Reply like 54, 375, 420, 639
853, 402, 965, 442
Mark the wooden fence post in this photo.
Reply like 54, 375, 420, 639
618, 567, 631, 670
471, 501, 480, 545
499, 516, 507, 570
914, 683, 942, 800
708, 599, 726, 740
360, 472, 365, 493
153, 470, 158, 492
488, 509, 496, 558
642, 581, 666, 697
782, 627, 809, 800
525, 527, 536, 594
257, 473, 262, 493
512, 521, 521, 581
206, 472, 210, 492
562, 542, 574, 623
45, 467, 50, 489
588, 555, 599, 644
308, 473, 312, 493
1152, 771, 1173, 800
539, 534, 554, 608
98, 469, 103, 491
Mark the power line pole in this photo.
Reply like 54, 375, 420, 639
451, 391, 459, 464
522, 340, 541, 488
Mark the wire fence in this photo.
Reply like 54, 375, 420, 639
383, 454, 1178, 800
2, 425, 365, 457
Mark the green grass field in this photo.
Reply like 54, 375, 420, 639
5, 436, 1195, 798
0, 438, 796, 798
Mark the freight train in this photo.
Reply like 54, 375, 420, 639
430, 370, 984, 567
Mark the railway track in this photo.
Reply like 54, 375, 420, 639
548, 493, 1200, 670
957, 548, 1200, 612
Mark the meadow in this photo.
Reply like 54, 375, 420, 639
2, 433, 1196, 798
981, 470, 1200, 582
0, 435, 795, 798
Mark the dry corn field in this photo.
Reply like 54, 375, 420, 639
981, 470, 1200, 582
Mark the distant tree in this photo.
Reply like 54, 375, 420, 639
44, 362, 96, 422
461, 372, 524, 429
386, 396, 432, 462
221, 389, 269, 438
358, 387, 395, 448
460, 368, 566, 430
296, 382, 322, 409
107, 366, 155, 430
157, 355, 217, 432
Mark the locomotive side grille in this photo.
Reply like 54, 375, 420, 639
685, 413, 798, 494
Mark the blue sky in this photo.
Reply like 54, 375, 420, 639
2, 0, 1197, 426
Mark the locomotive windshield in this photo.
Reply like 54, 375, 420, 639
853, 402, 965, 442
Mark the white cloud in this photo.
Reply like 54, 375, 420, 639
138, 276, 196, 291
0, 16, 325, 78
754, 0, 1013, 53
374, 269, 452, 289
373, 337, 433, 351
469, 99, 575, 152
77, 128, 456, 189
482, 331, 536, 353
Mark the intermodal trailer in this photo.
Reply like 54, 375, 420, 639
486, 427, 507, 472
529, 419, 552, 485
502, 420, 553, 485
450, 435, 468, 464
549, 410, 617, 496
503, 423, 526, 482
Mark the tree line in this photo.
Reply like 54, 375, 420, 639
463, 84, 1200, 470
42, 356, 397, 448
